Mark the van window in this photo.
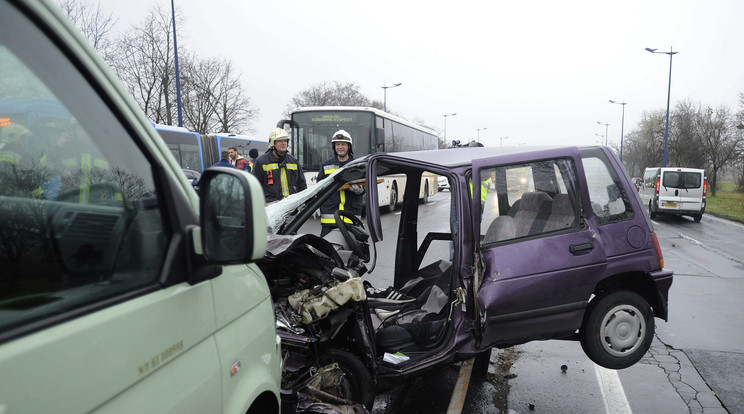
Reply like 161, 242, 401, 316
581, 152, 633, 225
663, 171, 701, 189
0, 21, 167, 338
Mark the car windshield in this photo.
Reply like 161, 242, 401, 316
265, 161, 366, 234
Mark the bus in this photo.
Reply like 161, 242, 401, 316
155, 124, 269, 174
287, 106, 439, 210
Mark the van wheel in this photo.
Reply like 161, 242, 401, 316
314, 348, 375, 410
386, 184, 398, 213
648, 201, 657, 219
421, 182, 430, 204
580, 291, 654, 369
693, 214, 702, 223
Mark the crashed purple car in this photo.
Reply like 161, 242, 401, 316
261, 145, 673, 412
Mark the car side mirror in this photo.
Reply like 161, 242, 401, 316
198, 167, 267, 263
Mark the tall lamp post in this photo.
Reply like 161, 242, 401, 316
171, 0, 183, 127
381, 83, 401, 113
499, 136, 509, 147
443, 113, 456, 144
476, 127, 487, 142
596, 122, 609, 146
609, 100, 627, 161
646, 47, 678, 167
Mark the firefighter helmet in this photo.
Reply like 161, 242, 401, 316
331, 130, 353, 155
268, 128, 290, 148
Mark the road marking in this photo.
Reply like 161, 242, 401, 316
594, 365, 632, 414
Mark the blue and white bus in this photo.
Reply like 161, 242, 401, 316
288, 106, 439, 210
155, 124, 268, 174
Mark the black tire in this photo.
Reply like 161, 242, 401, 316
316, 348, 375, 410
580, 291, 654, 369
693, 214, 702, 223
648, 201, 657, 219
421, 182, 430, 204
385, 184, 397, 213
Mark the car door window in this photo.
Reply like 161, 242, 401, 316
580, 152, 634, 225
479, 158, 579, 244
0, 13, 167, 338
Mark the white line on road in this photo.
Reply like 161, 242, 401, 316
594, 365, 632, 414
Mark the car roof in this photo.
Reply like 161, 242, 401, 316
381, 145, 583, 168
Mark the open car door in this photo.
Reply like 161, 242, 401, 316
470, 149, 609, 350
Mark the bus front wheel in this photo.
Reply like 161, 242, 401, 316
386, 184, 397, 213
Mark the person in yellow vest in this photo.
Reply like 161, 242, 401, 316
33, 120, 120, 204
316, 130, 364, 237
248, 148, 259, 172
252, 128, 306, 203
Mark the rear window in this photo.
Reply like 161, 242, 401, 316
662, 171, 701, 189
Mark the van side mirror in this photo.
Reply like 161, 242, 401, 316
198, 168, 267, 263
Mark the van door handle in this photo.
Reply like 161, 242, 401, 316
570, 242, 594, 254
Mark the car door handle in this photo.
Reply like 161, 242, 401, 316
569, 242, 594, 254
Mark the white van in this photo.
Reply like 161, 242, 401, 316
639, 167, 707, 222
0, 1, 280, 412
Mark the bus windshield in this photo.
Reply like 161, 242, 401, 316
292, 110, 374, 171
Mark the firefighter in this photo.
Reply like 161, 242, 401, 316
252, 127, 306, 203
317, 130, 364, 237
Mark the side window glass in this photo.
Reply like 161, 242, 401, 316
581, 155, 634, 225
0, 13, 167, 337
480, 158, 579, 245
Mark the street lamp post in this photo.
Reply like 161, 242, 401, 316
597, 122, 609, 146
381, 83, 401, 113
499, 136, 509, 147
594, 133, 604, 145
646, 47, 678, 167
476, 127, 487, 142
609, 100, 627, 161
171, 0, 183, 127
443, 113, 456, 144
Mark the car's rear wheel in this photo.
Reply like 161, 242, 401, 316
693, 214, 702, 222
580, 290, 654, 369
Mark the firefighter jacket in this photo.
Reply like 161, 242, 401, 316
316, 156, 363, 227
252, 150, 306, 203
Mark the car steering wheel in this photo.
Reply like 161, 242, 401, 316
334, 209, 369, 262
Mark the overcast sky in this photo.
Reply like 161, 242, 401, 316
98, 0, 744, 148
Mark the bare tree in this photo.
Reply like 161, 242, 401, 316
180, 55, 258, 135
285, 81, 376, 116
693, 105, 741, 196
57, 0, 117, 63
111, 4, 176, 125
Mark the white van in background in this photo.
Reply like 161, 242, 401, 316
639, 167, 707, 222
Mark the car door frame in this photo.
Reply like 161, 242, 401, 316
469, 148, 609, 350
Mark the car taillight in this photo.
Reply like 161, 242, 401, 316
655, 177, 660, 195
651, 231, 664, 269
703, 179, 707, 196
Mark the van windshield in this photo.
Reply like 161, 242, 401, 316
662, 171, 701, 189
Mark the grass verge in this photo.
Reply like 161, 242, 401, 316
706, 181, 744, 224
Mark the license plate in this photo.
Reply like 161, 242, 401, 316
662, 201, 677, 207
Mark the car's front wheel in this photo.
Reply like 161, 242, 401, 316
580, 290, 654, 369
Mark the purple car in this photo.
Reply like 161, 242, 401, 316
264, 145, 672, 412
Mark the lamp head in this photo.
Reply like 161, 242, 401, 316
645, 47, 657, 53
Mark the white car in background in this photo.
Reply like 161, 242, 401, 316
438, 175, 450, 191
